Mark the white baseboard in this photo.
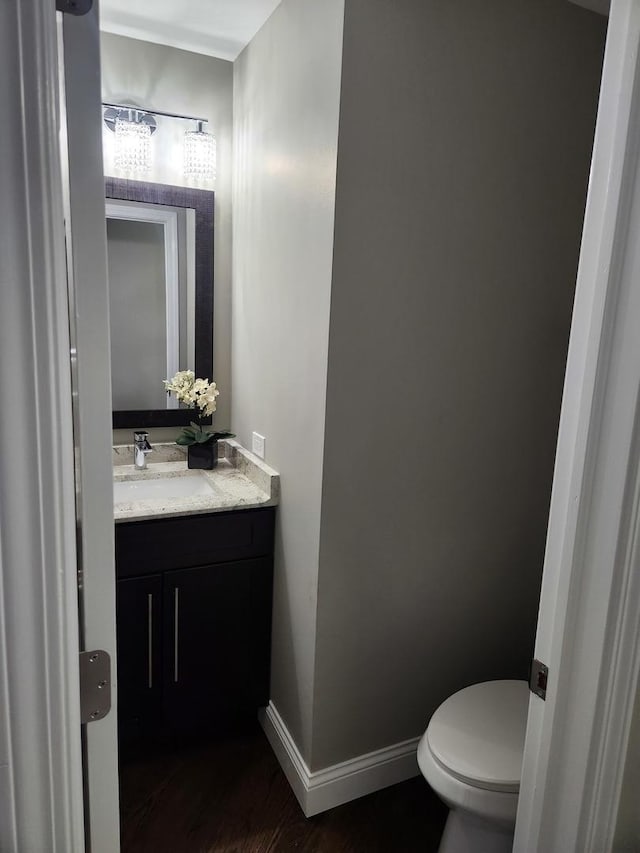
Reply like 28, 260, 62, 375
259, 701, 421, 817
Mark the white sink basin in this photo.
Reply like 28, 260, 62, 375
113, 473, 215, 504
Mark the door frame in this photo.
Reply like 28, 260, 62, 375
3, 0, 640, 851
514, 1, 640, 850
0, 1, 85, 850
0, 1, 120, 851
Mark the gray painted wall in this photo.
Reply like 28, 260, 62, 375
311, 0, 606, 768
101, 33, 233, 431
232, 0, 345, 759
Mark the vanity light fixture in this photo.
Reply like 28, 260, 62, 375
103, 103, 216, 183
184, 120, 217, 182
104, 107, 156, 176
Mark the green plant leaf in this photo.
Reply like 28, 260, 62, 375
196, 431, 213, 444
176, 435, 194, 446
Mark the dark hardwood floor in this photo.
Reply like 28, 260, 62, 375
119, 726, 447, 852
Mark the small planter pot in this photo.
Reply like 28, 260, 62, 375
187, 440, 218, 470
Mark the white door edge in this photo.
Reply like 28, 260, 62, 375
60, 5, 121, 852
514, 1, 640, 850
0, 2, 85, 850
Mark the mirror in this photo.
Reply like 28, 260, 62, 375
105, 178, 214, 429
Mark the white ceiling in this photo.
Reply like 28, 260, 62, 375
100, 0, 609, 64
99, 0, 284, 61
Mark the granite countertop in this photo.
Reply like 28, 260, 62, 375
113, 439, 279, 523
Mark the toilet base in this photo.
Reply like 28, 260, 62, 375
438, 808, 514, 853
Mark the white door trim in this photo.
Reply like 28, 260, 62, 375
514, 1, 640, 850
0, 2, 85, 850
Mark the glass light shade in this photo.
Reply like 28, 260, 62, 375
184, 129, 216, 181
114, 117, 151, 175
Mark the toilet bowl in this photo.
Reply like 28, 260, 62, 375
417, 680, 529, 853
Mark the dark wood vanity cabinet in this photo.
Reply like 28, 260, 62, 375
116, 574, 163, 738
115, 508, 275, 746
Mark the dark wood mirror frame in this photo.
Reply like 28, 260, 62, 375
106, 178, 214, 429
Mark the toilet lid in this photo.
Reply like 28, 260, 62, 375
427, 680, 529, 793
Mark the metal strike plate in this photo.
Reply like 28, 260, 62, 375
79, 650, 111, 723
56, 0, 93, 15
529, 658, 548, 700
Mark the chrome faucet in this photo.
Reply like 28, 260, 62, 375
133, 431, 153, 470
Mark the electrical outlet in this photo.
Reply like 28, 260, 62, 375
252, 432, 266, 459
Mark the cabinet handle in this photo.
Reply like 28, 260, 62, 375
147, 593, 153, 689
173, 587, 179, 683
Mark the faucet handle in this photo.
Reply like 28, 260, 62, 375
133, 431, 152, 451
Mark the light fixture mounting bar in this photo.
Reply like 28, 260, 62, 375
102, 102, 209, 126
103, 108, 157, 135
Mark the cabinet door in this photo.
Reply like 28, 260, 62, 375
116, 574, 163, 743
163, 560, 261, 733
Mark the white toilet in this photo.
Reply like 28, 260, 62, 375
417, 679, 529, 853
